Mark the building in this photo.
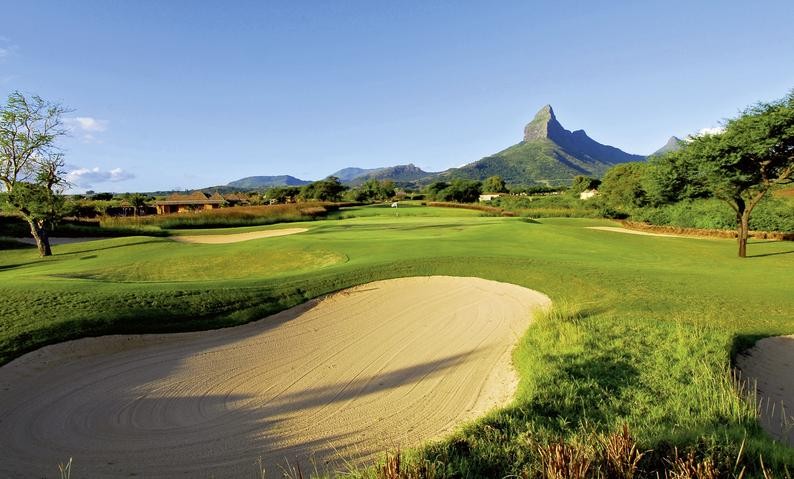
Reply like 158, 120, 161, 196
154, 192, 225, 214
479, 193, 503, 202
579, 189, 598, 200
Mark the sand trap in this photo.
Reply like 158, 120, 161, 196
736, 335, 794, 446
170, 227, 308, 244
586, 226, 694, 238
0, 276, 549, 478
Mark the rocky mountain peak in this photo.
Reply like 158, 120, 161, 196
650, 136, 685, 156
523, 104, 567, 142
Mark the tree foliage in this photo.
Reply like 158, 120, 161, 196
434, 179, 483, 203
0, 92, 70, 256
569, 175, 601, 196
482, 175, 508, 193
265, 186, 301, 204
299, 176, 347, 202
349, 179, 395, 202
599, 162, 650, 211
648, 90, 794, 257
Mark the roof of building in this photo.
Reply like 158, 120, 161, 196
154, 191, 225, 206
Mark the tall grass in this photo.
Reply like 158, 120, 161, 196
102, 203, 334, 230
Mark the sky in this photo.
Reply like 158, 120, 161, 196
1, 1, 793, 192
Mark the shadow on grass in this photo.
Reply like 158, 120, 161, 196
747, 250, 794, 258
55, 238, 166, 256
730, 333, 777, 364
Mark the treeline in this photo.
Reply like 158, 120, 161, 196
267, 175, 508, 204
597, 162, 794, 233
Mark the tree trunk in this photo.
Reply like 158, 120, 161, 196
735, 198, 748, 258
738, 213, 749, 258
26, 218, 52, 257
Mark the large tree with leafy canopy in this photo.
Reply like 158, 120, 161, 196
0, 92, 70, 256
650, 91, 794, 257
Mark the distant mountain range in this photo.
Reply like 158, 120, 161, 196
227, 175, 311, 188
224, 105, 675, 189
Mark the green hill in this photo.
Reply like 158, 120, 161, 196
442, 105, 646, 186
352, 163, 436, 184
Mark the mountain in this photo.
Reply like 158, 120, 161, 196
442, 105, 645, 185
330, 167, 382, 182
351, 164, 436, 184
227, 175, 310, 189
650, 136, 684, 156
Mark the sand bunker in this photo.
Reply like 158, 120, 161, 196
736, 335, 794, 446
586, 226, 694, 238
0, 276, 549, 478
170, 227, 308, 244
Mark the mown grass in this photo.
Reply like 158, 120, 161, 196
0, 208, 793, 476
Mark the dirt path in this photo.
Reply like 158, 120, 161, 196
170, 227, 308, 244
0, 276, 550, 478
736, 335, 794, 446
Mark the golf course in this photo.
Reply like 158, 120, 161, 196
0, 203, 792, 477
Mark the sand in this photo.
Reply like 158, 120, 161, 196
170, 227, 308, 244
736, 335, 794, 446
586, 226, 695, 238
0, 276, 550, 478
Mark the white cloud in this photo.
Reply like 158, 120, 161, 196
66, 167, 134, 187
684, 126, 726, 142
65, 117, 109, 143
696, 126, 725, 137
71, 117, 108, 132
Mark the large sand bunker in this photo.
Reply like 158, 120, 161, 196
736, 335, 794, 446
170, 227, 309, 244
0, 276, 550, 478
585, 226, 689, 238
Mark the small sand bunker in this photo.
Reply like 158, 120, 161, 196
736, 335, 794, 446
170, 227, 308, 244
0, 276, 550, 478
586, 226, 692, 238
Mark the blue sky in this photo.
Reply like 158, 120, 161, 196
1, 1, 793, 192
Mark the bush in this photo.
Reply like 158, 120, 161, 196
631, 197, 794, 233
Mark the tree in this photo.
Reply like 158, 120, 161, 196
599, 162, 650, 211
265, 186, 301, 204
483, 175, 508, 193
437, 179, 482, 203
569, 175, 601, 196
649, 91, 794, 257
300, 176, 347, 202
0, 92, 70, 256
424, 181, 449, 198
128, 193, 148, 217
351, 179, 396, 202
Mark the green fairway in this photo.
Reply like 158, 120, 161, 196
1, 206, 793, 475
